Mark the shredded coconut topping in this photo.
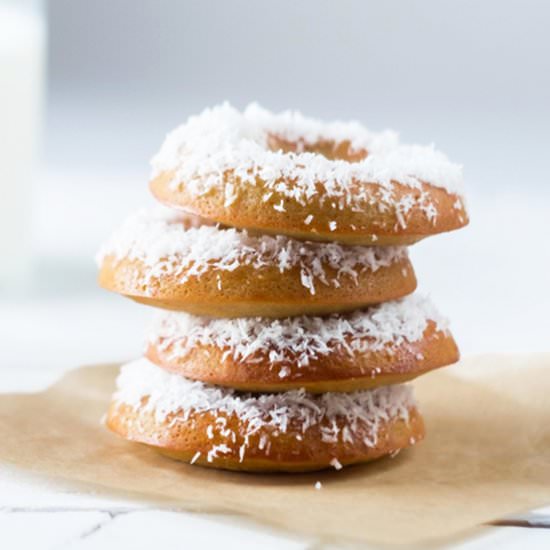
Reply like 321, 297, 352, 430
96, 208, 408, 295
149, 295, 448, 370
114, 358, 415, 457
150, 103, 465, 221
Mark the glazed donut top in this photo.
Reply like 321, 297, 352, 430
115, 358, 415, 448
96, 208, 407, 295
151, 103, 465, 221
149, 294, 448, 369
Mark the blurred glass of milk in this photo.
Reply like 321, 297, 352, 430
0, 0, 45, 293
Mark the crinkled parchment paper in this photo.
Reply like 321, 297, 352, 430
1, 354, 549, 547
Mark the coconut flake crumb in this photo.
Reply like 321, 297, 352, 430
278, 366, 291, 379
315, 481, 322, 490
304, 214, 314, 225
148, 294, 447, 368
330, 458, 343, 470
96, 208, 407, 296
329, 221, 337, 231
190, 451, 201, 464
114, 358, 415, 464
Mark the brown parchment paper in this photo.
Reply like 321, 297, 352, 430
1, 353, 550, 547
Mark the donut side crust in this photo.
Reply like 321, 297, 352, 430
98, 255, 417, 317
106, 401, 425, 472
151, 171, 468, 246
146, 321, 459, 393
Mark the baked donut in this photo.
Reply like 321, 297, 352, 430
150, 103, 468, 246
106, 358, 424, 472
96, 209, 416, 318
146, 295, 458, 393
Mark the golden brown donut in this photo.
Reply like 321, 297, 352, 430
96, 209, 416, 318
150, 103, 468, 246
106, 358, 425, 472
145, 295, 459, 393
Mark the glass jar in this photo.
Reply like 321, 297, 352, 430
0, 0, 46, 293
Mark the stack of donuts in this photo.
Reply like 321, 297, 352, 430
97, 104, 468, 472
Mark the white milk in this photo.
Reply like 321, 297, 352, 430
0, 2, 45, 292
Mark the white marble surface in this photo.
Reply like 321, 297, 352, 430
1, 170, 550, 548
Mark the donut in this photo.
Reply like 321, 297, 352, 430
106, 358, 424, 472
146, 295, 458, 393
150, 103, 468, 246
96, 209, 416, 318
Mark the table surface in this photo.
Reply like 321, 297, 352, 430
2, 170, 550, 549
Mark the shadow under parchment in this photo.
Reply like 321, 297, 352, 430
0, 354, 549, 547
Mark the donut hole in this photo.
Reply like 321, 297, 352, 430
267, 134, 368, 163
